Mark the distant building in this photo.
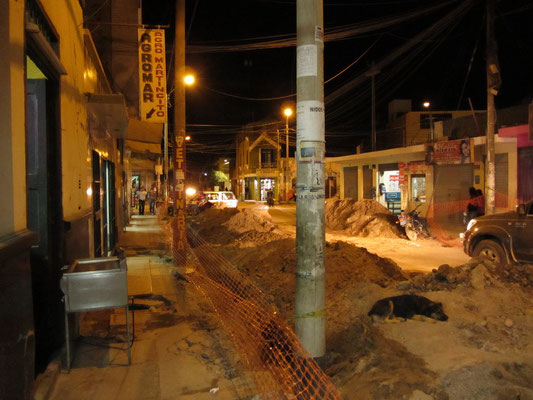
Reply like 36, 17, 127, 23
327, 101, 533, 235
380, 99, 481, 149
234, 121, 295, 202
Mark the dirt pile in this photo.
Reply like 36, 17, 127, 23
325, 199, 404, 238
400, 257, 533, 292
223, 238, 408, 318
188, 208, 286, 245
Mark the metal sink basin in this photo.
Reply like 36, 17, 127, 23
61, 257, 128, 312
60, 256, 130, 370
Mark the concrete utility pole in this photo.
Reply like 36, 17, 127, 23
164, 122, 168, 198
277, 129, 281, 199
173, 0, 187, 257
295, 0, 326, 361
485, 0, 497, 214
285, 111, 291, 200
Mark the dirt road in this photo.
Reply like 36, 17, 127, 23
244, 202, 469, 272
189, 205, 533, 399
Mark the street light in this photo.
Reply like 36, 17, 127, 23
184, 74, 195, 86
422, 101, 434, 141
283, 107, 293, 201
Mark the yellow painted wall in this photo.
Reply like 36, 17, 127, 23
0, 0, 26, 237
40, 0, 93, 219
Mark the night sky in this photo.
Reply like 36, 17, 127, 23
143, 0, 533, 172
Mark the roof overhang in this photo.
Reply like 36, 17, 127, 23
86, 93, 128, 139
326, 144, 425, 165
125, 139, 161, 155
127, 119, 164, 143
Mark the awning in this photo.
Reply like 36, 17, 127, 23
127, 119, 163, 143
86, 93, 128, 139
125, 140, 161, 155
130, 158, 158, 171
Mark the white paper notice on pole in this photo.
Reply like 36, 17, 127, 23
297, 45, 317, 78
138, 29, 167, 123
297, 101, 325, 141
315, 26, 324, 42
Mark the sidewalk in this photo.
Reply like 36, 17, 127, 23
44, 214, 255, 400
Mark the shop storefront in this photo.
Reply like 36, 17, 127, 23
327, 136, 517, 225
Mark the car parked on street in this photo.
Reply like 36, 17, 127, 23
203, 191, 238, 208
462, 200, 533, 265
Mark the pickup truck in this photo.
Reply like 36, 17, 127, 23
463, 200, 533, 265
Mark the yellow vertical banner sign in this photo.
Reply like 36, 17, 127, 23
138, 29, 167, 123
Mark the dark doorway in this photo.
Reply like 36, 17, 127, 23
343, 166, 358, 199
363, 166, 373, 199
102, 160, 116, 255
92, 151, 102, 257
326, 177, 337, 198
518, 147, 533, 203
26, 55, 64, 374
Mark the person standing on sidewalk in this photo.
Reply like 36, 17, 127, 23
138, 186, 147, 215
148, 184, 157, 215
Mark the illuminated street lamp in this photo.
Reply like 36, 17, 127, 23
184, 74, 195, 86
422, 101, 434, 141
283, 107, 293, 201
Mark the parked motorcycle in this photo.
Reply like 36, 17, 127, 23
186, 197, 213, 215
399, 205, 430, 241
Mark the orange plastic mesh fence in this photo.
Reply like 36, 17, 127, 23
425, 191, 511, 246
169, 226, 342, 400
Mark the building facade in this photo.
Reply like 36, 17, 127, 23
327, 104, 533, 236
1, 0, 131, 397
235, 121, 296, 202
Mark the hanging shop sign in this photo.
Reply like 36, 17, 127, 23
424, 138, 473, 165
138, 29, 167, 123
398, 162, 406, 185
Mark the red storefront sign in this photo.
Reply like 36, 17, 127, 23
425, 139, 473, 165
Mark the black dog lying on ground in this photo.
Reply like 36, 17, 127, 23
368, 294, 448, 322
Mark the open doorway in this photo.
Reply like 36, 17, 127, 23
26, 54, 64, 373
377, 165, 401, 215
260, 178, 276, 201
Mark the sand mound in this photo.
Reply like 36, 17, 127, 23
222, 208, 279, 234
400, 257, 533, 292
325, 199, 404, 238
221, 238, 407, 318
188, 208, 285, 245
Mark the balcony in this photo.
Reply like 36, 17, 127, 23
260, 161, 277, 170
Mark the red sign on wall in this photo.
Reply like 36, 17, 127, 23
425, 139, 473, 165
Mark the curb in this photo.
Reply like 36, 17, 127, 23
32, 360, 61, 400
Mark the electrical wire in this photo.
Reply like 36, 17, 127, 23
325, 38, 379, 84
454, 21, 483, 111
204, 86, 295, 101
187, 0, 458, 53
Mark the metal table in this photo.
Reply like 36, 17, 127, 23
60, 256, 130, 370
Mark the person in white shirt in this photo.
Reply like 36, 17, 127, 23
138, 187, 147, 215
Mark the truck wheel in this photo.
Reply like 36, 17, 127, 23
472, 240, 507, 266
